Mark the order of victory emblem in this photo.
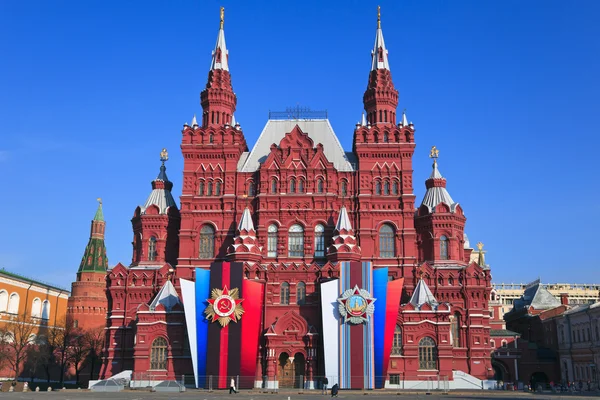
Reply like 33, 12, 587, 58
205, 286, 245, 327
337, 285, 376, 324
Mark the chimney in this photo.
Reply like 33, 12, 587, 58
560, 293, 569, 305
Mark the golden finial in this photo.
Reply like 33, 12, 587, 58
220, 6, 225, 29
476, 242, 484, 251
429, 146, 439, 160
97, 197, 102, 205
160, 148, 169, 163
377, 6, 381, 29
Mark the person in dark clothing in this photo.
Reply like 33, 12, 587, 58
331, 383, 339, 397
229, 377, 237, 394
322, 376, 329, 395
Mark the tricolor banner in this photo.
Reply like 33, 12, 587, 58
180, 263, 264, 389
321, 263, 404, 389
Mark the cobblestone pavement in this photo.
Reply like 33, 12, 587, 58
0, 390, 599, 400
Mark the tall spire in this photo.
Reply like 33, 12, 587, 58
363, 6, 398, 125
210, 7, 229, 71
78, 200, 109, 273
371, 6, 390, 71
94, 198, 104, 222
200, 6, 237, 127
328, 206, 361, 262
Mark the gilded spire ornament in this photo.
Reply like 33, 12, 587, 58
97, 197, 102, 205
477, 242, 486, 267
160, 148, 169, 164
429, 146, 440, 160
220, 6, 225, 29
377, 6, 381, 29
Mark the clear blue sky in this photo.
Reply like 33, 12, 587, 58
1, 1, 599, 288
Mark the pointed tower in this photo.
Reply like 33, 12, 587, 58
327, 206, 362, 262
363, 6, 398, 126
352, 6, 418, 273
227, 207, 262, 262
178, 8, 249, 278
131, 149, 180, 266
67, 199, 109, 329
415, 147, 467, 264
200, 6, 236, 127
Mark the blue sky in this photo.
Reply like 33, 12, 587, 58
1, 1, 599, 288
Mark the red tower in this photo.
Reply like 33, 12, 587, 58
67, 200, 109, 330
131, 150, 180, 267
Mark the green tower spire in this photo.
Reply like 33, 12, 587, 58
78, 199, 109, 273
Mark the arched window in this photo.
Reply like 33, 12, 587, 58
392, 181, 398, 195
280, 282, 290, 305
448, 276, 454, 286
437, 276, 443, 286
340, 180, 347, 197
199, 181, 205, 196
207, 181, 213, 196
418, 337, 438, 370
384, 180, 390, 195
248, 181, 255, 196
375, 181, 382, 195
317, 178, 324, 193
41, 300, 50, 320
150, 337, 168, 370
215, 181, 222, 196
314, 224, 325, 258
288, 224, 304, 257
392, 325, 402, 355
297, 282, 306, 305
290, 178, 296, 193
383, 132, 389, 143
451, 313, 461, 347
31, 298, 41, 318
267, 224, 278, 258
209, 133, 214, 144
379, 224, 395, 258
440, 235, 449, 260
199, 225, 215, 259
298, 179, 305, 193
8, 293, 19, 314
148, 236, 157, 261
0, 290, 8, 312
271, 178, 278, 194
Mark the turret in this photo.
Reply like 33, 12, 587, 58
327, 206, 362, 262
227, 206, 262, 262
131, 149, 180, 266
415, 147, 467, 264
78, 199, 109, 275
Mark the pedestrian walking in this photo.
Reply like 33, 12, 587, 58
322, 376, 329, 395
331, 383, 339, 398
229, 377, 237, 394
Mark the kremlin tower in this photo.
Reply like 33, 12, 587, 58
67, 200, 109, 329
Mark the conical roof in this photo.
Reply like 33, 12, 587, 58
420, 160, 458, 213
210, 8, 229, 71
371, 7, 390, 71
237, 207, 255, 232
335, 206, 353, 232
409, 279, 438, 308
141, 162, 177, 215
93, 200, 104, 222
149, 280, 181, 311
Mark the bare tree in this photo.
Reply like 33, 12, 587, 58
47, 317, 76, 386
0, 313, 37, 379
84, 327, 105, 381
69, 331, 88, 385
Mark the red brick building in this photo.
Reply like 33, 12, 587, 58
68, 8, 496, 389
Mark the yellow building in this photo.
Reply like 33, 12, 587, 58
0, 268, 70, 333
